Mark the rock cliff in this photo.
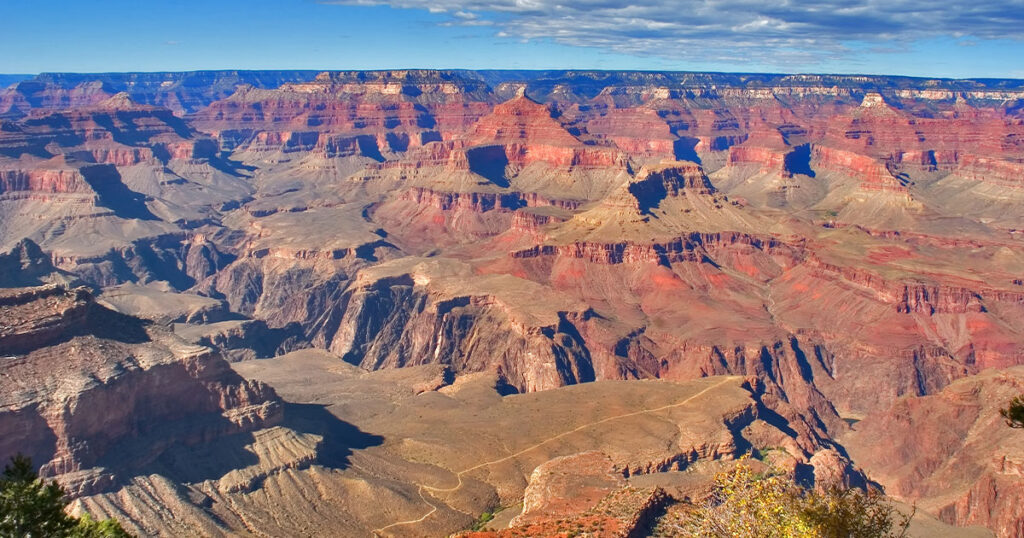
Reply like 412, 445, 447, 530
1, 69, 1023, 536
845, 367, 1024, 538
0, 285, 282, 497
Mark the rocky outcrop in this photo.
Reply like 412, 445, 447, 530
0, 168, 91, 194
956, 154, 1024, 188
0, 285, 282, 498
176, 319, 304, 362
460, 95, 629, 171
0, 285, 91, 352
728, 144, 788, 174
483, 455, 670, 538
321, 272, 595, 392
0, 239, 76, 287
512, 451, 628, 527
512, 231, 796, 266
631, 161, 717, 199
844, 367, 1024, 538
811, 145, 909, 193
400, 187, 525, 213
50, 232, 219, 289
398, 187, 583, 213
578, 106, 677, 158
897, 284, 985, 314
888, 149, 959, 173
803, 253, 1016, 315
470, 95, 580, 147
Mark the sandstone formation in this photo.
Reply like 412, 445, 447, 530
1, 70, 1023, 536
845, 367, 1024, 538
457, 452, 671, 538
0, 285, 281, 499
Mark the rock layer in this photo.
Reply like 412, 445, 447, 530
1, 70, 1024, 536
0, 285, 282, 497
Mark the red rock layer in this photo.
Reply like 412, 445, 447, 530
0, 168, 91, 194
512, 232, 793, 265
956, 154, 1024, 187
845, 369, 1024, 538
0, 285, 282, 498
811, 145, 909, 192
470, 96, 581, 147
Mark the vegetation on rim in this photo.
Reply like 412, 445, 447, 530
671, 461, 911, 538
1001, 395, 1024, 428
0, 455, 132, 538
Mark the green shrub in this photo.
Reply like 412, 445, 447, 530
802, 486, 911, 538
70, 514, 132, 538
684, 461, 910, 538
0, 454, 132, 538
1001, 395, 1024, 428
470, 510, 495, 531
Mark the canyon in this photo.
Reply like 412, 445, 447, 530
1, 69, 1023, 536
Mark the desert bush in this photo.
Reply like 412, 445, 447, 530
470, 510, 495, 531
684, 461, 910, 538
1001, 395, 1024, 428
684, 462, 812, 537
802, 486, 911, 538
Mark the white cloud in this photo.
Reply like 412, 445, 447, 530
323, 0, 1024, 66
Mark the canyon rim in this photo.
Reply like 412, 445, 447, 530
3, 1, 1024, 537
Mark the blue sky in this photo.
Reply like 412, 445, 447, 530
3, 0, 1023, 78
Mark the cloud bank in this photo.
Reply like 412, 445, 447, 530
327, 0, 1024, 66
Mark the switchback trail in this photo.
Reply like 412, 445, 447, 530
371, 376, 736, 536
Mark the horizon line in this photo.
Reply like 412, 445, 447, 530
4, 68, 1024, 83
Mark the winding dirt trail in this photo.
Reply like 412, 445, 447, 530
371, 376, 736, 536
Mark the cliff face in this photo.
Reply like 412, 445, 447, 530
1, 70, 1024, 536
0, 239, 76, 287
0, 285, 282, 497
0, 168, 92, 194
1, 71, 324, 117
0, 285, 92, 352
845, 367, 1024, 538
321, 273, 596, 392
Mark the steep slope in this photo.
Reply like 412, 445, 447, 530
0, 285, 281, 498
84, 350, 852, 538
0, 70, 1023, 536
845, 367, 1024, 538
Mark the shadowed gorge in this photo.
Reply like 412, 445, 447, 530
783, 144, 814, 177
0, 69, 1022, 537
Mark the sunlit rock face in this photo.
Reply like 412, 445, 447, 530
0, 285, 282, 498
2, 70, 1024, 537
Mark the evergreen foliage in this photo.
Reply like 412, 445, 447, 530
0, 455, 131, 538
